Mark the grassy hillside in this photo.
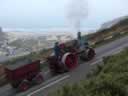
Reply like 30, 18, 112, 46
49, 47, 128, 96
86, 17, 128, 46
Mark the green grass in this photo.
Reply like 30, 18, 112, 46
49, 48, 128, 96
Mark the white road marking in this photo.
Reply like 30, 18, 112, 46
90, 59, 102, 65
43, 74, 67, 84
27, 75, 70, 96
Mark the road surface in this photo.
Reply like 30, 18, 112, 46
0, 36, 128, 96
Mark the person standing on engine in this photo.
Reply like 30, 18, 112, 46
54, 42, 61, 59
77, 32, 82, 47
77, 32, 89, 50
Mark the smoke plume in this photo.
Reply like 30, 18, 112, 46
68, 0, 89, 32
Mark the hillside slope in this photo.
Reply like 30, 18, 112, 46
87, 16, 128, 45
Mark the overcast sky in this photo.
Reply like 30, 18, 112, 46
0, 0, 128, 32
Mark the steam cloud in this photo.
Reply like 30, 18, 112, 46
68, 0, 89, 32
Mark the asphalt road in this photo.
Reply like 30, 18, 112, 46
0, 36, 128, 96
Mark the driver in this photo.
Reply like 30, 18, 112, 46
77, 32, 88, 50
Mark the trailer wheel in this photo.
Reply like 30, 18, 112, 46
11, 81, 20, 88
62, 53, 78, 71
32, 73, 44, 84
11, 84, 17, 88
18, 80, 30, 92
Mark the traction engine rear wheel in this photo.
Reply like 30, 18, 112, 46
62, 53, 78, 71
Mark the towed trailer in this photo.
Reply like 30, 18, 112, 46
5, 60, 43, 91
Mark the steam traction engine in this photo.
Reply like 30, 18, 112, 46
47, 39, 96, 75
